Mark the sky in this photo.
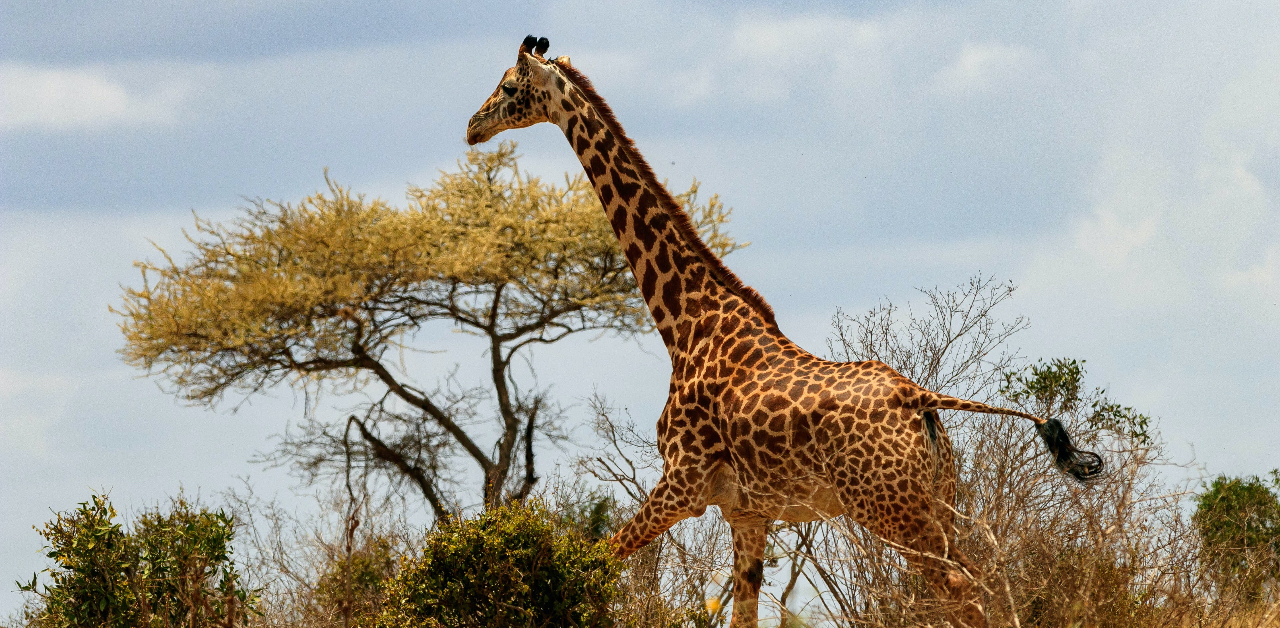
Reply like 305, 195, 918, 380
2, 0, 1279, 613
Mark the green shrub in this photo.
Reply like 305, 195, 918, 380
130, 498, 254, 627
19, 495, 136, 628
371, 500, 622, 628
557, 493, 615, 543
19, 494, 256, 628
1194, 472, 1280, 603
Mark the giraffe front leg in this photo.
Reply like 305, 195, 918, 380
726, 516, 767, 628
610, 470, 707, 558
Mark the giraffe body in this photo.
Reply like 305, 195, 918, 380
467, 37, 1100, 628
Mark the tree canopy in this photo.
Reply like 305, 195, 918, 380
117, 142, 743, 518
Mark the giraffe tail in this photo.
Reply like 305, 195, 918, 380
926, 392, 1104, 482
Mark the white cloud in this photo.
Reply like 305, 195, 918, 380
0, 63, 188, 132
731, 14, 885, 64
1034, 136, 1277, 312
934, 41, 1034, 96
1073, 147, 1167, 270
1021, 19, 1280, 314
1225, 245, 1280, 297
570, 12, 904, 109
0, 215, 58, 310
724, 14, 893, 103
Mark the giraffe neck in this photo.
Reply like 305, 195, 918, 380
547, 63, 777, 357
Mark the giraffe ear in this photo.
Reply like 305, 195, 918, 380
534, 37, 550, 56
520, 35, 538, 55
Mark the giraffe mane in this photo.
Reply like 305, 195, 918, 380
553, 59, 778, 328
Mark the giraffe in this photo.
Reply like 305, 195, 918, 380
466, 36, 1102, 628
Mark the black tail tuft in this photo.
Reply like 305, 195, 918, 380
922, 409, 940, 445
1036, 418, 1104, 482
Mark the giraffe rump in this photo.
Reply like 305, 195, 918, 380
552, 59, 779, 328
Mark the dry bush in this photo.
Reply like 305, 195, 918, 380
579, 275, 1279, 628
223, 480, 418, 628
0, 599, 43, 628
792, 275, 1280, 628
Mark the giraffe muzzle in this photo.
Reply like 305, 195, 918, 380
466, 108, 497, 145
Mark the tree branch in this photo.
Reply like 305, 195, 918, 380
486, 289, 520, 507
349, 341, 494, 475
511, 396, 541, 502
347, 416, 449, 522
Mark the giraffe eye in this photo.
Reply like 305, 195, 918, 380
502, 84, 517, 97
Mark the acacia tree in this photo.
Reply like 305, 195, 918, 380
118, 141, 742, 522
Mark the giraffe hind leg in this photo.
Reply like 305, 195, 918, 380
839, 476, 987, 627
907, 526, 987, 628
857, 510, 987, 628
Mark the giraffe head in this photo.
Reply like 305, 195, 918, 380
466, 35, 567, 145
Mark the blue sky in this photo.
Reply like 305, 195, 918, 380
3, 0, 1279, 612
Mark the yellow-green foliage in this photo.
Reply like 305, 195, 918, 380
117, 141, 741, 405
370, 500, 621, 628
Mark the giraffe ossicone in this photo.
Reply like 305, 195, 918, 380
466, 36, 1102, 628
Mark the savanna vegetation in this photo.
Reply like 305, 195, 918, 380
9, 144, 1279, 628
